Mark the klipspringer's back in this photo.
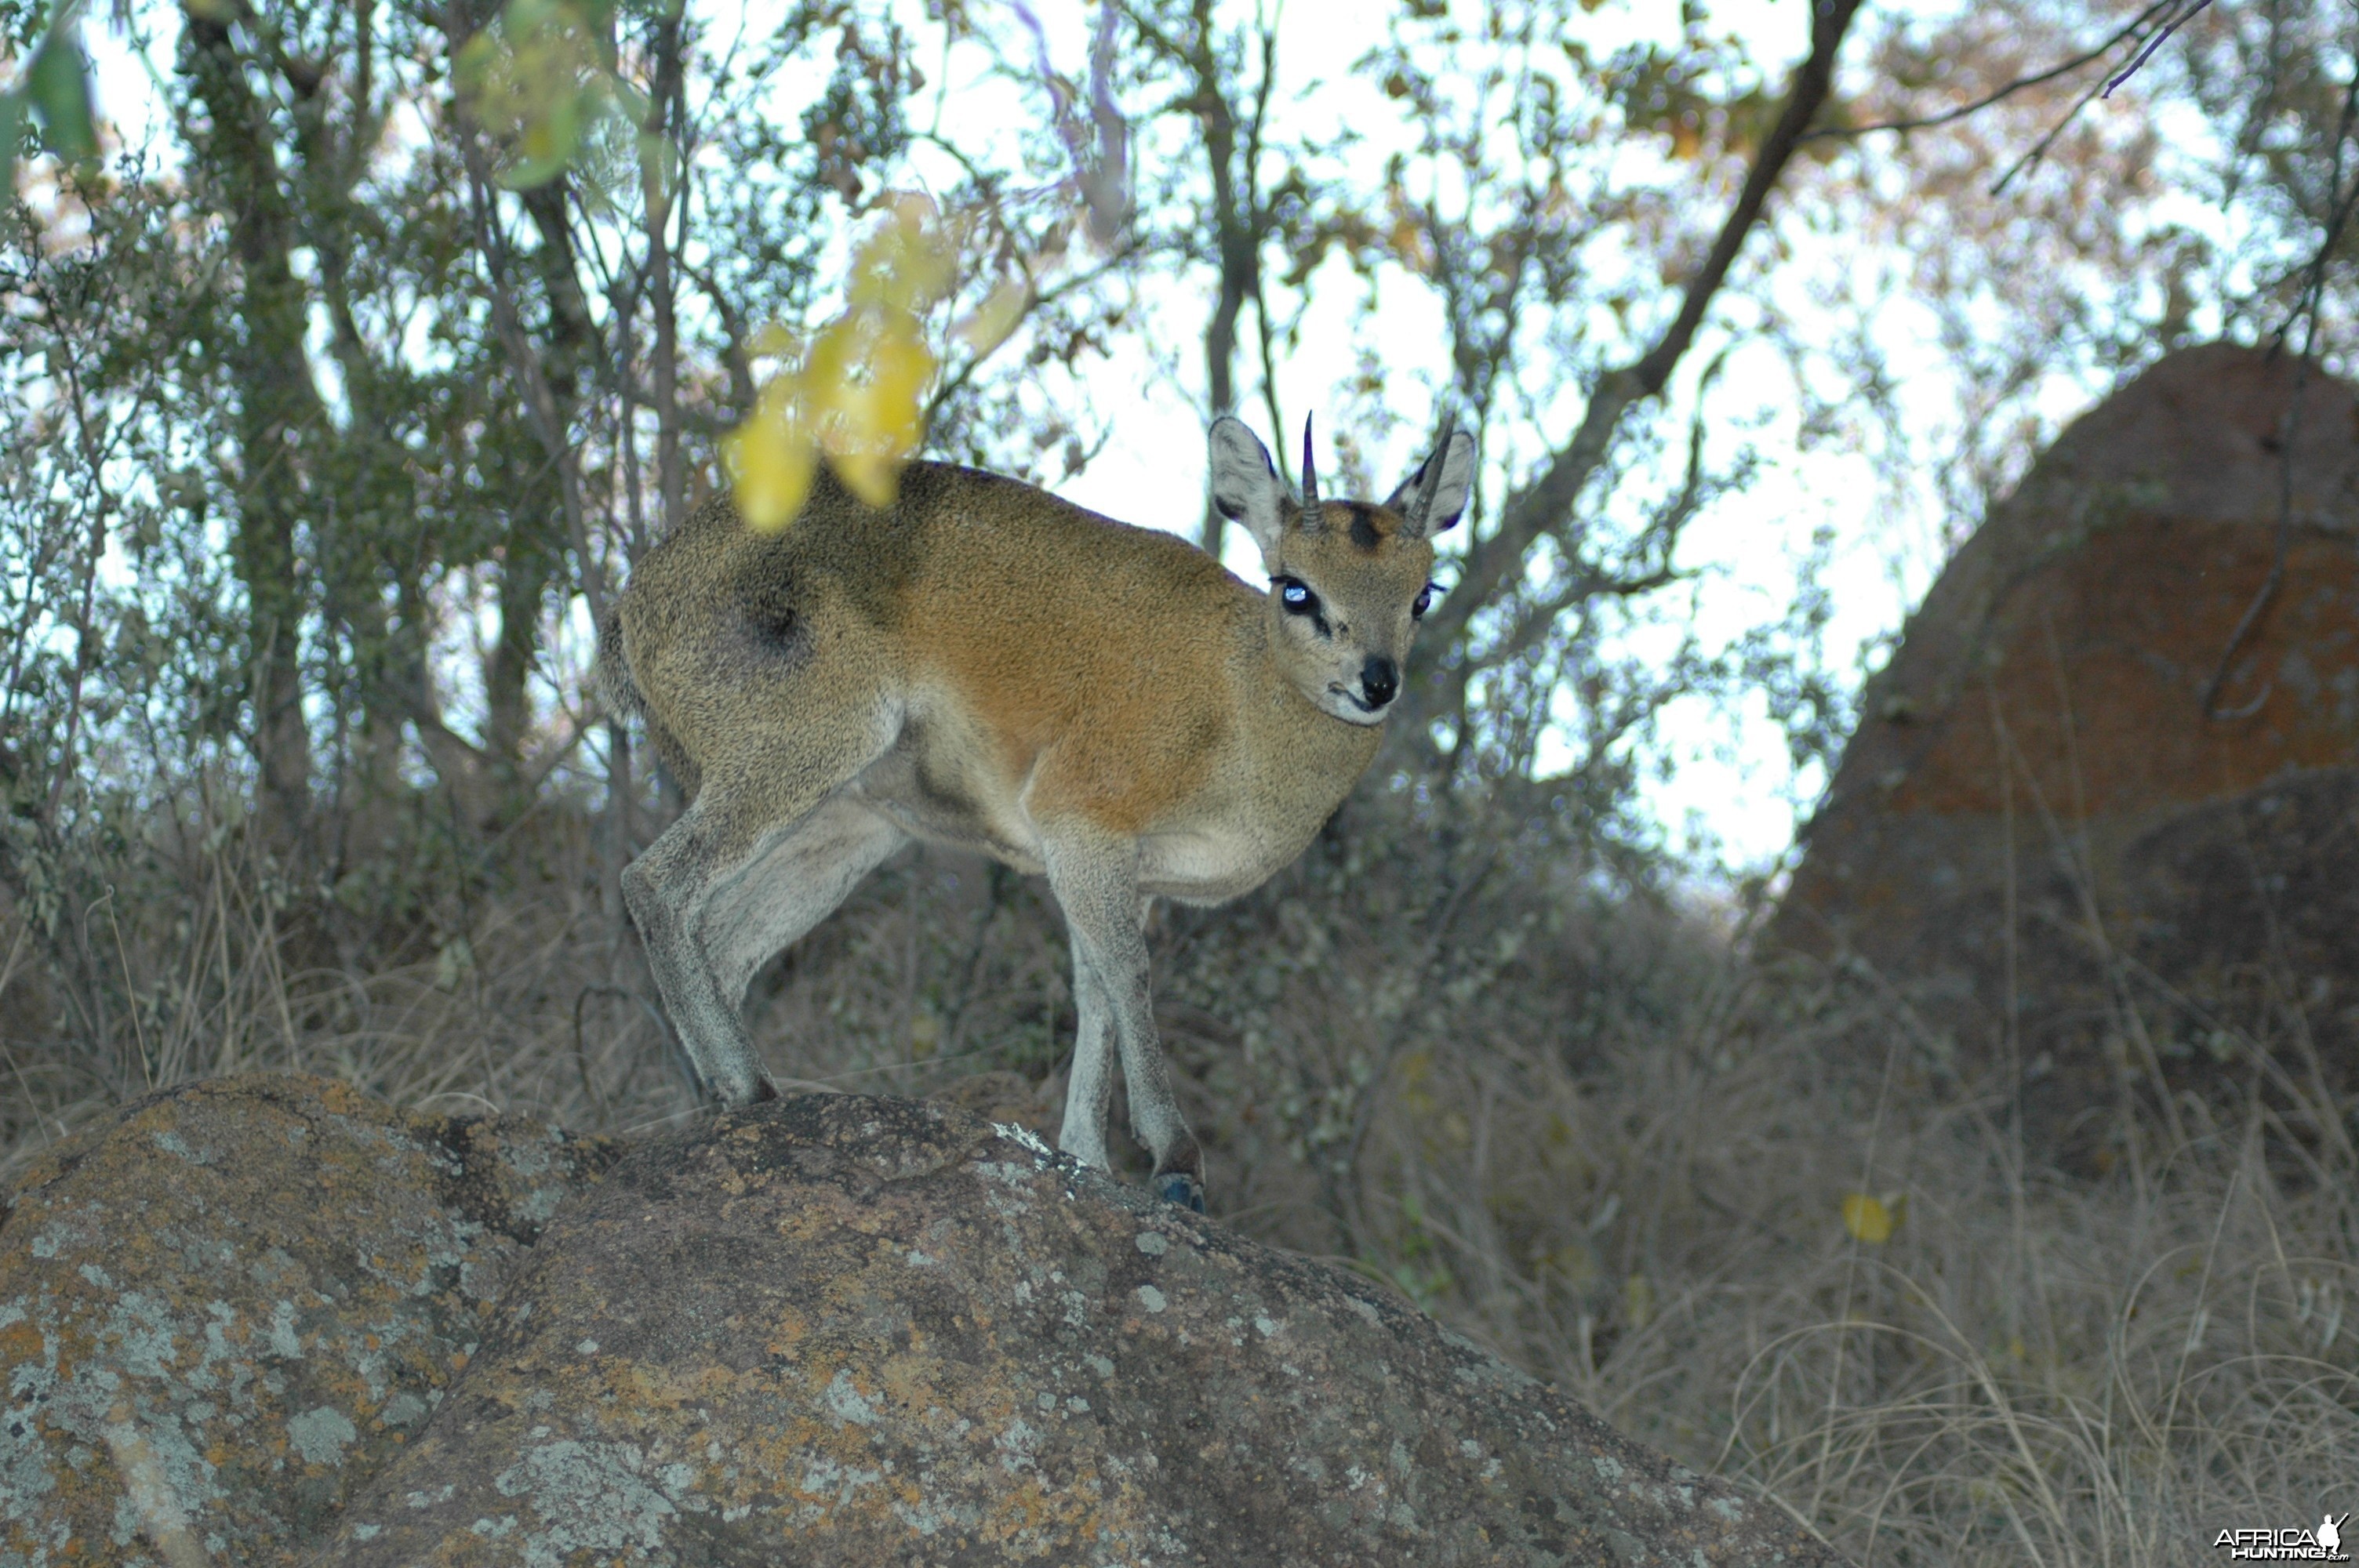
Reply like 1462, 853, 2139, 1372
608, 461, 1267, 801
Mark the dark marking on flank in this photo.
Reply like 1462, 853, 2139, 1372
735, 568, 808, 661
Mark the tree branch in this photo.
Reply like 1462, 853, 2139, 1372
1405, 0, 1862, 739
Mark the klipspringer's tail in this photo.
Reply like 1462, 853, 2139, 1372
592, 605, 644, 724
594, 602, 700, 795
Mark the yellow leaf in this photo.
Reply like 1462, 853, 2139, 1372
850, 192, 958, 313
725, 191, 960, 521
811, 311, 933, 508
750, 322, 801, 360
1841, 1192, 1903, 1245
825, 452, 892, 510
722, 382, 816, 532
1623, 1272, 1655, 1329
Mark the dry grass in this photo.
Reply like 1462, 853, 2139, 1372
4, 786, 2352, 1566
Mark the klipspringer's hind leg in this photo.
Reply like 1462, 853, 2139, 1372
1058, 953, 1115, 1171
623, 791, 780, 1105
624, 766, 898, 1105
706, 794, 908, 1012
1045, 840, 1204, 1210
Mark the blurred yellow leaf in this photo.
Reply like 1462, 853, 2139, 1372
1623, 1272, 1655, 1329
850, 193, 958, 312
1841, 1192, 1904, 1245
722, 380, 817, 532
725, 191, 961, 524
750, 322, 801, 360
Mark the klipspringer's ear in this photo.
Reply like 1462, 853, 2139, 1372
1384, 428, 1479, 539
1208, 416, 1288, 557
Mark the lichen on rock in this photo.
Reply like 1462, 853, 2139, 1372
0, 1073, 616, 1567
321, 1093, 1836, 1566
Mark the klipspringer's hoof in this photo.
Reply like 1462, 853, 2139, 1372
1154, 1172, 1205, 1213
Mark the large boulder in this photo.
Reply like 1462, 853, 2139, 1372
0, 1074, 618, 1567
322, 1091, 1829, 1566
3, 1075, 1836, 1566
1768, 343, 2359, 1132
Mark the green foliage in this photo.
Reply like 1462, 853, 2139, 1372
1, 3, 96, 187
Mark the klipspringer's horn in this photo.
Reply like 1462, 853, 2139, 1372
1300, 412, 1319, 510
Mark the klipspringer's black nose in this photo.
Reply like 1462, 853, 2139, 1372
1361, 655, 1398, 708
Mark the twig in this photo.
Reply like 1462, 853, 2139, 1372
2103, 0, 2212, 96
1987, 67, 2115, 196
1991, 0, 2208, 194
2200, 55, 2359, 720
1807, 1, 2175, 141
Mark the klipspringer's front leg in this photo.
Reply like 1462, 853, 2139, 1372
1045, 840, 1205, 1211
1057, 953, 1114, 1171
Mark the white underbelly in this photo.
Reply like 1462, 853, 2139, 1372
1138, 826, 1283, 905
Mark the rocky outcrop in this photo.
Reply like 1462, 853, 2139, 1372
2, 1075, 1836, 1566
0, 1073, 618, 1567
1769, 343, 2359, 1134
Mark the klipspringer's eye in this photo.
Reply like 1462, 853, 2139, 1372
1278, 579, 1317, 613
1412, 585, 1437, 619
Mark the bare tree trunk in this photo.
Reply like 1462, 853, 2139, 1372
1182, 0, 1274, 557
183, 5, 325, 855
645, 10, 688, 532
275, 2, 415, 861
476, 180, 598, 808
